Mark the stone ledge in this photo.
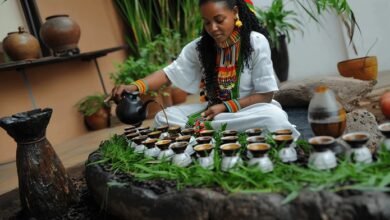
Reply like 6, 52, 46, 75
86, 151, 390, 220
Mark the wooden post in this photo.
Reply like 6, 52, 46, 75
0, 108, 78, 219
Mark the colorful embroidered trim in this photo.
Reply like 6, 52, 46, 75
131, 79, 148, 94
216, 28, 241, 101
223, 99, 241, 113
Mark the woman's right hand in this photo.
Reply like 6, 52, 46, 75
111, 84, 138, 103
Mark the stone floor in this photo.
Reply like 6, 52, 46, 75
0, 71, 389, 196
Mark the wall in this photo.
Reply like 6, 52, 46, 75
253, 0, 390, 80
0, 0, 127, 163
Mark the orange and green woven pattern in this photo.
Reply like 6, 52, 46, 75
223, 99, 241, 112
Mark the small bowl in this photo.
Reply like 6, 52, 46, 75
176, 135, 191, 142
273, 135, 294, 147
220, 143, 241, 156
200, 129, 215, 137
221, 130, 238, 137
342, 132, 370, 148
194, 144, 214, 157
168, 126, 181, 134
273, 129, 293, 136
156, 125, 169, 132
245, 128, 263, 137
140, 129, 152, 135
142, 138, 158, 149
170, 142, 188, 154
247, 143, 271, 158
378, 122, 390, 138
246, 136, 265, 144
148, 130, 162, 139
181, 128, 195, 136
131, 135, 148, 145
124, 129, 137, 135
196, 136, 212, 144
308, 136, 335, 152
126, 132, 139, 140
221, 136, 238, 144
155, 140, 172, 150
137, 126, 150, 131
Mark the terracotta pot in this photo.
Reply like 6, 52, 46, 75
84, 107, 111, 131
337, 56, 377, 81
171, 87, 188, 105
40, 15, 81, 56
2, 27, 40, 61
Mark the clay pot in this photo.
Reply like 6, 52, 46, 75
2, 27, 40, 61
337, 56, 378, 81
84, 107, 111, 131
40, 15, 81, 56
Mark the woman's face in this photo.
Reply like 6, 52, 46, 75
200, 1, 238, 45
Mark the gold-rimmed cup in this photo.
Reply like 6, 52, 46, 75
245, 128, 263, 137
196, 136, 212, 144
246, 136, 265, 144
247, 143, 271, 158
194, 144, 214, 157
142, 138, 158, 149
221, 136, 238, 144
155, 139, 172, 150
221, 130, 238, 137
273, 129, 293, 136
220, 143, 241, 156
273, 135, 294, 148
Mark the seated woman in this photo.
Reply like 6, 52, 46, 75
112, 0, 298, 136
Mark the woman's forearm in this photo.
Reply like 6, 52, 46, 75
237, 92, 274, 108
142, 69, 171, 91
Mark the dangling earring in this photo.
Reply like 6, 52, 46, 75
235, 15, 242, 28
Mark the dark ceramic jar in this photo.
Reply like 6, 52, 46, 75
2, 26, 40, 61
40, 15, 81, 56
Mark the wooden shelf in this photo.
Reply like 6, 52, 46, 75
0, 46, 127, 72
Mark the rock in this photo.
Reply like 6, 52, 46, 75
274, 76, 377, 111
345, 109, 382, 152
86, 151, 390, 220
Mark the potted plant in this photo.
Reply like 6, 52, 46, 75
75, 94, 111, 131
256, 0, 301, 82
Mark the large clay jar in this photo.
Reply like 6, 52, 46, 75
40, 14, 81, 56
308, 85, 347, 138
2, 26, 40, 61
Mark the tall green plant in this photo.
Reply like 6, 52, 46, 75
110, 29, 182, 86
114, 0, 202, 58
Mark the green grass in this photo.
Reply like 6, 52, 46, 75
90, 133, 390, 202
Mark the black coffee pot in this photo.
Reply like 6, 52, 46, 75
115, 91, 155, 126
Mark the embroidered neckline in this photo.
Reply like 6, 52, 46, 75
217, 28, 240, 49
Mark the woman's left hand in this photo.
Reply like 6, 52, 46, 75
202, 104, 226, 121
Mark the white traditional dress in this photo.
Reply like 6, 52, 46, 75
155, 31, 299, 136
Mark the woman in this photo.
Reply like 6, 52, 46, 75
112, 0, 298, 135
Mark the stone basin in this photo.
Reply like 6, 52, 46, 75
86, 150, 390, 220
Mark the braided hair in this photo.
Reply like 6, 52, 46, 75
197, 0, 268, 106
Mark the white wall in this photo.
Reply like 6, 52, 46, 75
253, 0, 390, 80
0, 1, 27, 42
